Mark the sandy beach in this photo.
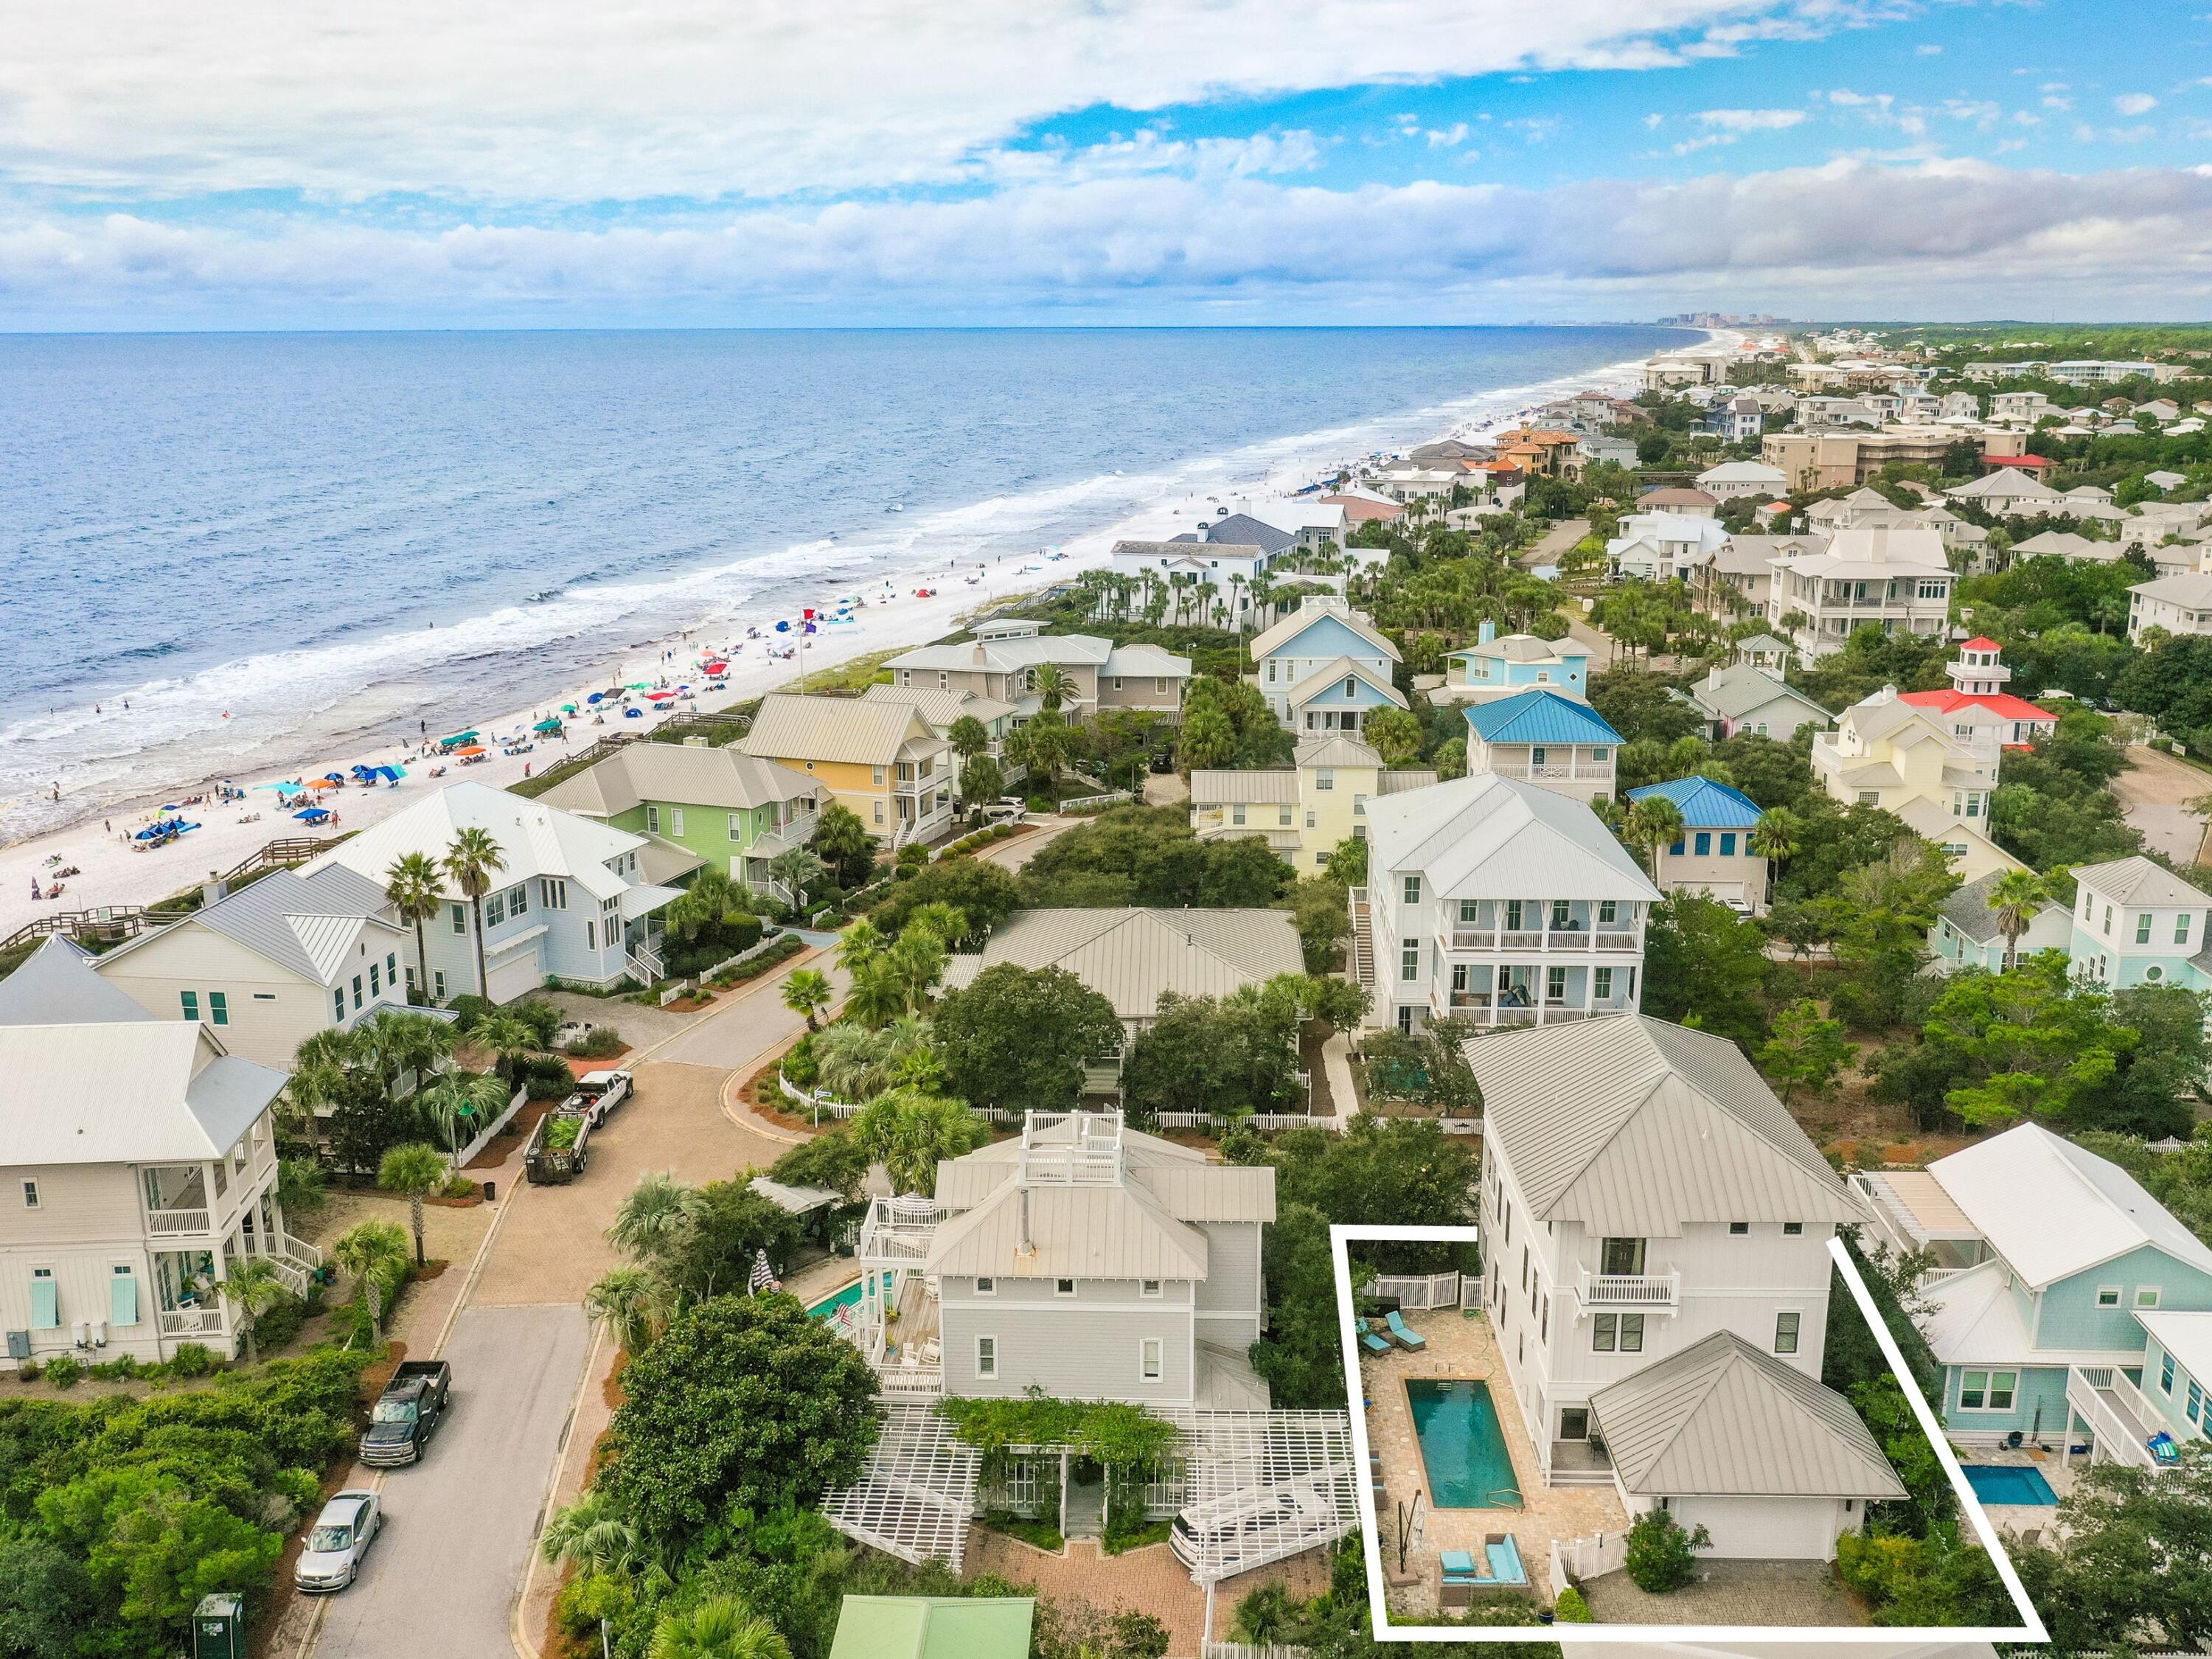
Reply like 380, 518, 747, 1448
0, 349, 1658, 939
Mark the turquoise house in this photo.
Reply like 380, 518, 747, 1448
2067, 855, 2212, 995
1462, 689, 1622, 807
1247, 598, 1407, 737
1437, 622, 1592, 707
2138, 1310, 2212, 1452
1860, 1124, 2212, 1468
1928, 869, 2073, 974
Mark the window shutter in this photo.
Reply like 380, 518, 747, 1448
29, 1277, 58, 1330
111, 1270, 139, 1327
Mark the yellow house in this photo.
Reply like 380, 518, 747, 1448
1188, 735, 1439, 874
1809, 689, 2024, 880
740, 694, 953, 847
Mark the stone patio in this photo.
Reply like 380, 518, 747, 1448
1579, 1557, 1871, 1626
1360, 1305, 1626, 1614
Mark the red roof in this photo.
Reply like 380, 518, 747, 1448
1899, 688, 2059, 725
1958, 636, 2001, 651
1984, 454, 2054, 470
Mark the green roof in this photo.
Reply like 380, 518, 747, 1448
828, 1596, 1034, 1659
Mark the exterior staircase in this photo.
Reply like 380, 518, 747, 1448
1348, 886, 1375, 987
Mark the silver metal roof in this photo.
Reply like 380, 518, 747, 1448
1464, 1015, 1864, 1236
1363, 774, 1660, 904
741, 694, 946, 768
1189, 770, 1299, 807
2073, 853, 2212, 909
0, 937, 158, 1026
537, 740, 820, 815
924, 1176, 1210, 1279
97, 865, 403, 987
1590, 1332, 1907, 1500
1249, 602, 1399, 663
953, 907, 1303, 1024
0, 1017, 284, 1164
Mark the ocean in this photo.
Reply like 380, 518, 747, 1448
0, 325, 1684, 840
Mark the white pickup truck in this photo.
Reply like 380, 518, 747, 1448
568, 1069, 633, 1126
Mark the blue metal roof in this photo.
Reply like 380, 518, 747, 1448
1463, 689, 1622, 746
1627, 775, 1764, 829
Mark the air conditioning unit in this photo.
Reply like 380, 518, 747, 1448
88, 1321, 107, 1349
71, 1321, 89, 1350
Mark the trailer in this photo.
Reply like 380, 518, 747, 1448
524, 1105, 593, 1184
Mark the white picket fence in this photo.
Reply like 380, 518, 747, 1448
1362, 1271, 1461, 1310
776, 1071, 1020, 1127
1203, 1644, 1312, 1659
1155, 1110, 1332, 1133
451, 1083, 530, 1169
1551, 1528, 1630, 1586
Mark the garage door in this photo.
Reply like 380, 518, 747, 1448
484, 946, 543, 1006
1676, 1495, 1840, 1560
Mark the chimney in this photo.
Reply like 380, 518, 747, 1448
1478, 621, 1497, 646
201, 873, 227, 909
1017, 1185, 1033, 1256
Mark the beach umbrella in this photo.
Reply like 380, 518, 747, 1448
747, 1249, 780, 1295
533, 719, 563, 733
645, 691, 676, 701
321, 772, 346, 782
560, 703, 577, 714
454, 745, 487, 757
305, 777, 338, 791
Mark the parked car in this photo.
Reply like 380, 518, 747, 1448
295, 1491, 381, 1593
567, 1069, 633, 1126
360, 1360, 451, 1467
978, 799, 1027, 825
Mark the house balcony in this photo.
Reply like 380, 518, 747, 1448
1440, 992, 1631, 1028
748, 810, 821, 858
147, 1206, 214, 1237
1438, 926, 1641, 954
158, 1306, 230, 1340
1575, 1267, 1681, 1311
2067, 1366, 2178, 1472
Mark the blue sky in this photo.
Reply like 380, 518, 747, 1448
1, 0, 2209, 327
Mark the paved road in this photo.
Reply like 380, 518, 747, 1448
313, 1304, 592, 1659
655, 955, 852, 1069
2111, 742, 2211, 865
1520, 515, 1589, 569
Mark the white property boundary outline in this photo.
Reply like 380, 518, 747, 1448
1329, 1224, 2048, 1644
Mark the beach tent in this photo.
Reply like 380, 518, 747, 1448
305, 777, 339, 791
294, 807, 332, 824
646, 692, 676, 701
453, 745, 487, 757
533, 719, 564, 734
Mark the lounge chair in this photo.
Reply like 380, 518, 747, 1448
1483, 1531, 1528, 1587
1386, 1310, 1427, 1350
1357, 1317, 1391, 1354
1439, 1550, 1480, 1609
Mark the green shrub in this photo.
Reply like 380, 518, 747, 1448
86, 1356, 139, 1382
14, 1360, 38, 1382
1624, 1508, 1709, 1593
566, 1028, 626, 1059
1554, 1585, 1593, 1621
43, 1357, 81, 1388
555, 1569, 636, 1636
251, 1290, 312, 1355
510, 997, 563, 1047
447, 993, 495, 1032
167, 1343, 216, 1378
545, 1115, 583, 1151
782, 1032, 820, 1088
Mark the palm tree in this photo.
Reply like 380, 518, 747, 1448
540, 1492, 647, 1576
834, 919, 884, 973
378, 1142, 450, 1265
946, 714, 990, 768
332, 1220, 411, 1337
442, 827, 507, 998
1622, 795, 1686, 882
585, 1265, 672, 1355
780, 967, 832, 1032
384, 852, 445, 1005
883, 931, 947, 1014
815, 1021, 892, 1102
1033, 662, 1074, 714
472, 1011, 538, 1088
901, 902, 969, 950
417, 1070, 510, 1161
767, 846, 827, 906
607, 1172, 700, 1264
852, 1090, 988, 1194
212, 1256, 288, 1366
1749, 807, 1803, 906
844, 955, 907, 1029
649, 1598, 789, 1659
1988, 869, 2051, 970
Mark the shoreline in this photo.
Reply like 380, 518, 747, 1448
0, 345, 1658, 937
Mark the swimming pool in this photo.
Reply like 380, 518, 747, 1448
807, 1279, 863, 1319
1962, 1464, 2057, 1506
1405, 1379, 1524, 1509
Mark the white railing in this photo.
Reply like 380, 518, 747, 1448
146, 1208, 212, 1237
275, 1231, 324, 1268
1552, 1528, 1630, 1585
1203, 1645, 1313, 1659
159, 1307, 227, 1338
263, 1257, 311, 1298
1155, 1110, 1329, 1133
1363, 1272, 1461, 1310
2067, 1366, 2175, 1472
858, 1196, 939, 1265
1576, 1267, 1682, 1309
1594, 931, 1639, 951
877, 1363, 944, 1397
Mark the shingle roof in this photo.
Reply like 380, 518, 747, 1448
1363, 773, 1658, 904
1686, 664, 1830, 726
1204, 514, 1295, 554
1464, 689, 1621, 746
1627, 776, 1764, 830
1464, 1015, 1863, 1235
1928, 1122, 2212, 1289
2129, 572, 2212, 609
1937, 870, 2062, 945
950, 908, 1303, 1023
741, 694, 945, 768
2072, 855, 2212, 909
1590, 1332, 1906, 1500
1452, 633, 1588, 664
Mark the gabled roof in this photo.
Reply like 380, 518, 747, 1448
1249, 602, 1399, 663
304, 781, 650, 904
860, 684, 1018, 731
0, 937, 159, 1025
2129, 572, 2212, 609
2072, 855, 2212, 909
1287, 656, 1408, 712
1949, 467, 2067, 503
1686, 664, 1830, 727
96, 865, 403, 987
945, 908, 1302, 1025
1930, 1123, 2212, 1289
1937, 870, 2064, 946
1188, 768, 1299, 807
1464, 689, 1621, 746
1627, 776, 1764, 829
1590, 1332, 1906, 1500
1451, 633, 1589, 664
1896, 688, 2056, 725
1464, 1015, 1863, 1236
1203, 514, 1296, 554
1920, 1259, 2142, 1367
741, 694, 945, 768
2137, 1311, 2212, 1387
1363, 774, 1658, 905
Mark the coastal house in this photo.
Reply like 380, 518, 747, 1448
1627, 776, 1771, 914
0, 939, 318, 1368
1694, 397, 1766, 444
1685, 533, 1814, 619
742, 694, 954, 850
1856, 1124, 2212, 1466
1461, 689, 1622, 806
1945, 467, 2070, 518
2065, 856, 2212, 994
1431, 623, 1591, 709
1109, 539, 1281, 621
1678, 662, 1832, 742
1765, 525, 1953, 661
1357, 773, 1659, 1033
860, 684, 1023, 789
1467, 1015, 1904, 1557
300, 781, 685, 1000
1810, 689, 2022, 880
1188, 734, 1436, 872
1694, 459, 1788, 500
2135, 1312, 2212, 1456
2127, 573, 2212, 643
884, 619, 1191, 717
1606, 512, 1729, 583
1927, 871, 2071, 975
1246, 598, 1405, 737
91, 865, 417, 1070
533, 738, 823, 905
1894, 639, 2059, 750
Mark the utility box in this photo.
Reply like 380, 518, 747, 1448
192, 1593, 245, 1659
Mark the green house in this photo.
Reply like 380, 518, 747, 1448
537, 738, 823, 902
827, 1595, 1034, 1659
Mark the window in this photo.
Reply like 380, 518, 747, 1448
2162, 1353, 2177, 1394
1775, 1312, 1801, 1354
1668, 835, 1685, 857
540, 879, 568, 909
1857, 790, 1881, 807
2137, 1287, 2162, 1309
451, 902, 467, 936
333, 987, 346, 1020
975, 1337, 998, 1379
369, 962, 381, 997
509, 884, 527, 918
1783, 1221, 1804, 1236
2182, 914, 2196, 945
1054, 1278, 1077, 1297
180, 990, 199, 1021
669, 808, 684, 837
975, 1276, 995, 1295
1728, 1221, 1750, 1237
872, 766, 885, 786
20, 1180, 37, 1209
1400, 942, 1419, 981
352, 975, 364, 1010
874, 801, 885, 826
1459, 899, 1480, 924
1530, 745, 1547, 766
1317, 770, 1335, 792
1719, 832, 1736, 856
1958, 1370, 2017, 1411
1559, 1408, 1589, 1440
1231, 804, 1245, 826
1919, 580, 1947, 599
1594, 1314, 1617, 1352
1140, 1279, 1162, 1298
646, 804, 661, 833
1694, 832, 1711, 857
386, 952, 399, 983
486, 889, 506, 927
1598, 900, 1618, 925
1545, 965, 1565, 1004
586, 919, 597, 951
1599, 1237, 1645, 1276
2138, 913, 2153, 944
1141, 1338, 1164, 1382
2192, 1381, 2205, 1423
434, 971, 447, 1001
1550, 900, 1570, 930
1342, 677, 1354, 698
2096, 1287, 2121, 1308
209, 991, 228, 1026
2104, 905, 2114, 933
1619, 1314, 1644, 1352
1594, 967, 1613, 1000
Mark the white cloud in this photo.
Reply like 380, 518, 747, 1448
1942, 100, 2001, 128
1694, 108, 1808, 131
1915, 43, 1942, 55
0, 0, 1856, 206
1425, 122, 1472, 148
2114, 93, 2159, 116
13, 158, 2212, 324
1644, 113, 1666, 129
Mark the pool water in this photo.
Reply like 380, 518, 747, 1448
807, 1281, 863, 1319
1962, 1464, 2058, 1506
1405, 1379, 1524, 1509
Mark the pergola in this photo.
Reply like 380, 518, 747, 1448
1165, 1407, 1360, 1585
821, 1403, 981, 1573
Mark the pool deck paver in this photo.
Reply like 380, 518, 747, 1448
1579, 1557, 1870, 1626
1360, 1307, 1626, 1615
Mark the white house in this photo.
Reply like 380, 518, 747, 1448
299, 782, 684, 1001
0, 939, 319, 1368
1468, 1015, 1903, 1559
1462, 690, 1624, 807
92, 865, 420, 1070
2128, 573, 2212, 642
1357, 773, 1660, 1034
1695, 459, 1788, 500
1109, 538, 1280, 625
1946, 467, 2070, 517
1607, 512, 1731, 583
1766, 525, 1953, 661
1893, 639, 2059, 750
